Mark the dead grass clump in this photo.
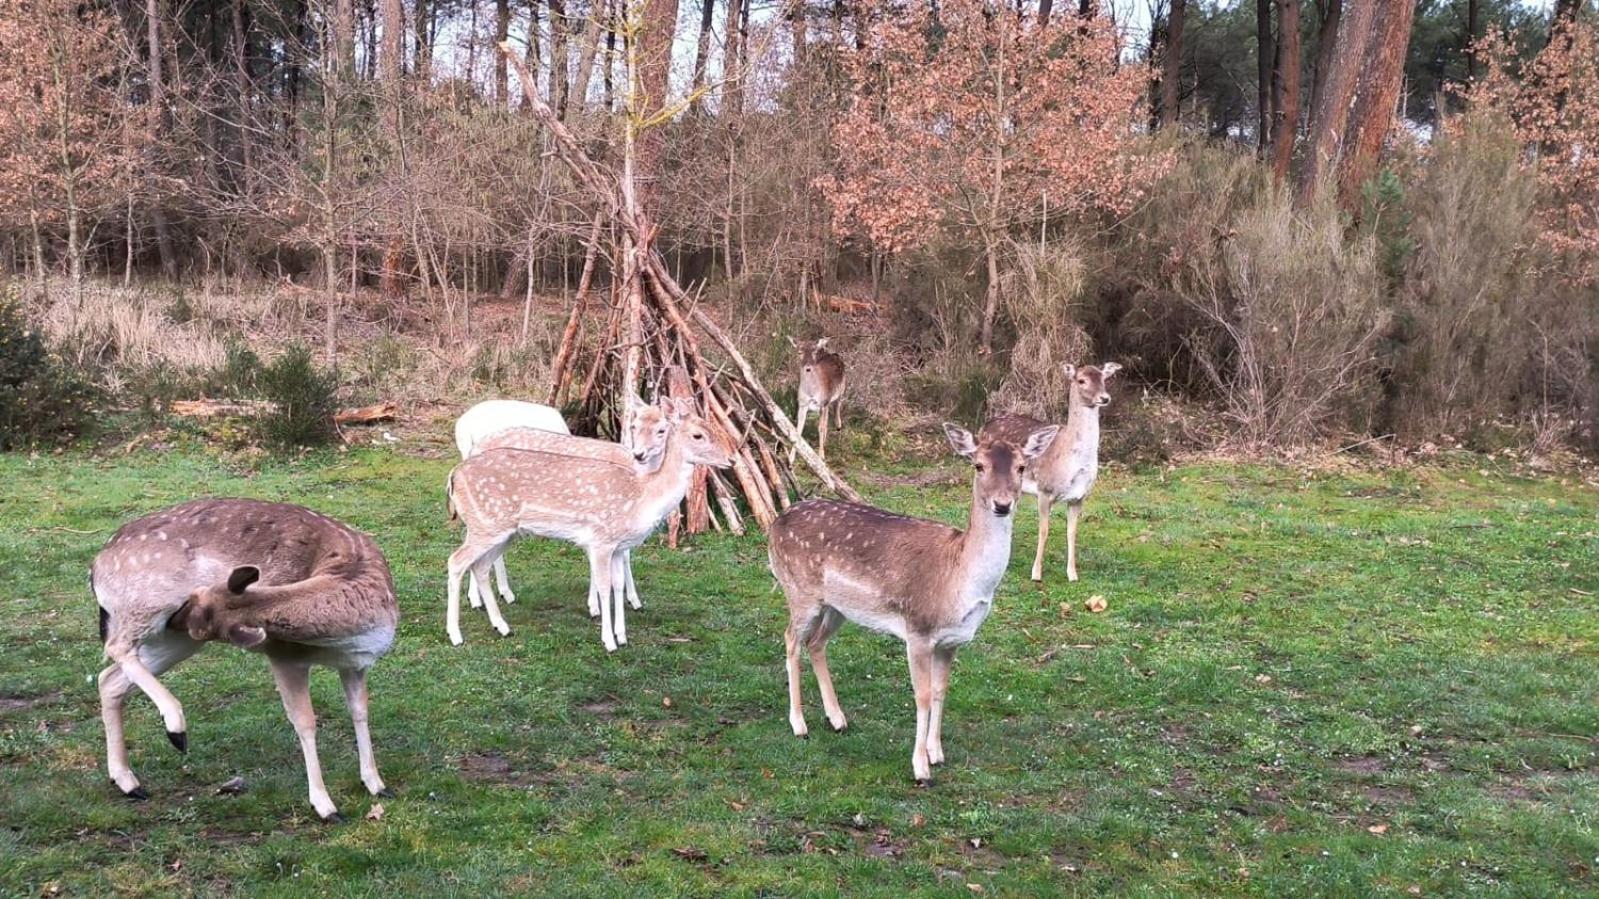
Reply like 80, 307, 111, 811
991, 240, 1094, 418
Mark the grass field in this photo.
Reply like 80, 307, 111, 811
1, 430, 1596, 896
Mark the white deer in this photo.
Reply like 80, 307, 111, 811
769, 420, 1059, 783
91, 499, 398, 821
980, 361, 1120, 582
445, 396, 733, 650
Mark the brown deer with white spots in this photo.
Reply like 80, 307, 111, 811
981, 362, 1121, 582
445, 397, 733, 651
788, 337, 847, 461
460, 401, 671, 626
91, 499, 398, 821
769, 421, 1059, 784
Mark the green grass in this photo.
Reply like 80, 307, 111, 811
1, 433, 1596, 896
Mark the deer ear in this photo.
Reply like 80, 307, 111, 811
1101, 362, 1122, 378
815, 337, 829, 350
226, 566, 260, 596
227, 624, 267, 649
1023, 425, 1061, 459
668, 396, 695, 421
1062, 363, 1076, 379
943, 423, 977, 458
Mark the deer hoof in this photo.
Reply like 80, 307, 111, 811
914, 777, 934, 789
320, 811, 347, 825
829, 719, 848, 733
122, 784, 150, 801
167, 730, 188, 753
375, 787, 396, 799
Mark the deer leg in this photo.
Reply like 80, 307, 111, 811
105, 639, 192, 753
339, 667, 389, 798
492, 555, 517, 605
818, 406, 830, 460
1066, 501, 1083, 582
608, 550, 629, 647
1032, 492, 1055, 582
467, 571, 483, 609
269, 659, 340, 821
784, 619, 810, 738
623, 550, 641, 610
833, 398, 843, 429
927, 646, 956, 766
807, 608, 848, 732
447, 533, 499, 646
588, 546, 618, 652
789, 404, 809, 463
99, 664, 142, 797
907, 640, 936, 784
471, 543, 513, 637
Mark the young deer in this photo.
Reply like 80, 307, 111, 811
770, 421, 1059, 783
91, 499, 398, 821
461, 397, 670, 613
788, 337, 846, 461
445, 396, 733, 651
980, 362, 1121, 582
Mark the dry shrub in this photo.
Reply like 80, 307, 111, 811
991, 240, 1094, 417
1185, 185, 1388, 449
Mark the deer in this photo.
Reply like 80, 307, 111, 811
980, 362, 1121, 583
90, 499, 399, 821
445, 396, 733, 651
769, 420, 1059, 784
787, 337, 846, 462
457, 395, 669, 614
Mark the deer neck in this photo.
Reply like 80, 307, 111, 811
1061, 397, 1101, 454
953, 489, 1015, 605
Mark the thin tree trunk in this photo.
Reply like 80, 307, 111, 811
146, 0, 178, 278
1299, 0, 1376, 201
379, 0, 406, 304
1307, 0, 1342, 133
604, 6, 616, 110
414, 0, 430, 80
334, 0, 355, 76
496, 0, 512, 104
1159, 0, 1186, 128
690, 0, 715, 113
1337, 0, 1417, 201
549, 0, 570, 118
1465, 0, 1479, 81
49, 41, 84, 305
1078, 0, 1095, 17
523, 0, 542, 110
1257, 0, 1273, 151
1269, 0, 1301, 178
232, 0, 255, 194
724, 0, 743, 114
638, 0, 682, 220
1039, 0, 1054, 27
571, 5, 604, 113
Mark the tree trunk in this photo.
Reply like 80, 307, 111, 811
1464, 0, 1479, 81
334, 0, 355, 76
1307, 0, 1341, 136
1337, 0, 1416, 202
1078, 0, 1095, 17
414, 0, 431, 80
379, 0, 406, 303
1159, 0, 1185, 128
724, 0, 743, 114
550, 0, 570, 118
1257, 0, 1273, 151
495, 0, 512, 103
1269, 0, 1301, 178
232, 0, 255, 194
638, 0, 682, 220
1039, 0, 1053, 27
690, 0, 715, 113
571, 6, 604, 114
523, 0, 542, 110
146, 0, 178, 277
1298, 0, 1376, 201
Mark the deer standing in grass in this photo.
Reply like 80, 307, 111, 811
457, 397, 670, 617
445, 396, 733, 651
769, 421, 1059, 783
788, 337, 846, 462
91, 499, 398, 821
981, 362, 1120, 582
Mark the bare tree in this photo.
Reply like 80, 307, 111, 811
1159, 0, 1186, 128
1257, 0, 1273, 150
1337, 0, 1417, 200
1299, 0, 1376, 200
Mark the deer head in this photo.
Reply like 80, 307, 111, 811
1062, 362, 1122, 409
665, 396, 736, 469
180, 565, 268, 648
622, 392, 672, 466
943, 422, 1059, 517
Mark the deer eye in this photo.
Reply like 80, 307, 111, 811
1018, 464, 1026, 474
974, 463, 985, 473
693, 433, 705, 440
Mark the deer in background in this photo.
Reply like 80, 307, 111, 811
788, 337, 846, 462
980, 362, 1121, 582
91, 499, 398, 821
445, 396, 733, 651
769, 420, 1059, 784
456, 396, 670, 616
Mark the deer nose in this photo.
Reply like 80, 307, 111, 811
633, 451, 647, 462
992, 501, 1012, 516
1097, 395, 1111, 406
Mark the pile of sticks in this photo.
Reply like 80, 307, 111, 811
499, 43, 860, 539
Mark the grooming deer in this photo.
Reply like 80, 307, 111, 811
91, 499, 398, 821
456, 395, 669, 614
981, 362, 1121, 582
769, 420, 1059, 783
788, 337, 846, 462
445, 396, 733, 651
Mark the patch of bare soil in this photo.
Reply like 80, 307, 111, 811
1335, 756, 1388, 776
0, 690, 62, 712
457, 751, 543, 787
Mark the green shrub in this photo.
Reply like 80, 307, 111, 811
256, 344, 339, 449
217, 342, 262, 398
0, 292, 96, 450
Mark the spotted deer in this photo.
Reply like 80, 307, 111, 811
445, 396, 733, 651
461, 398, 670, 616
788, 337, 846, 461
980, 362, 1121, 582
91, 499, 398, 821
769, 420, 1059, 783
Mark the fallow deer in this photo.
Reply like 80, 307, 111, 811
769, 420, 1059, 783
91, 499, 398, 821
445, 396, 733, 651
980, 362, 1121, 582
788, 337, 846, 461
459, 396, 670, 614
